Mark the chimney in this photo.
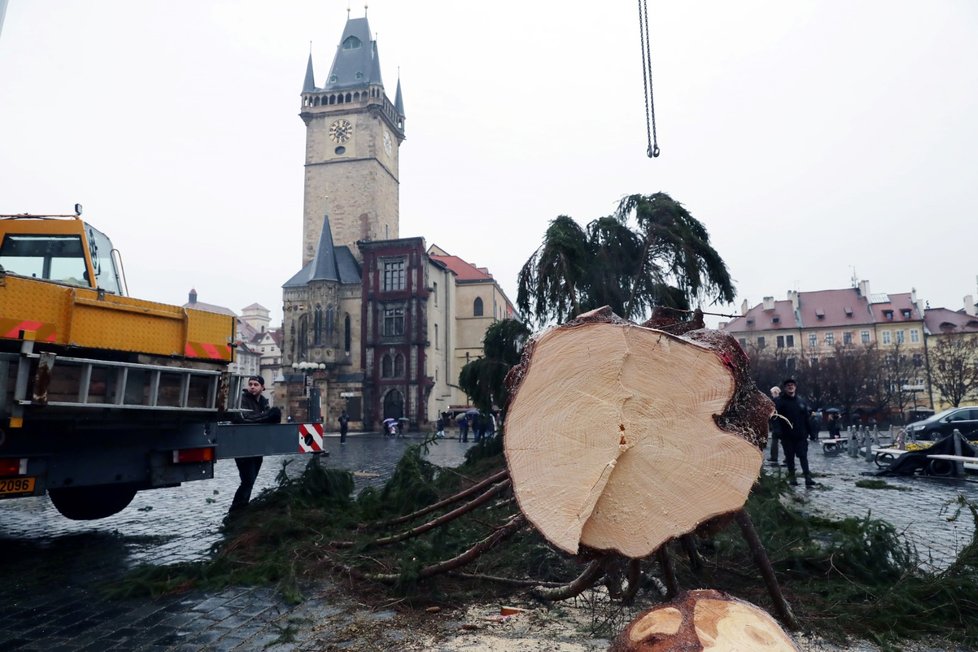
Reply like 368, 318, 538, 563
740, 299, 749, 315
858, 280, 870, 297
965, 295, 976, 317
762, 296, 775, 311
189, 288, 198, 304
787, 289, 799, 312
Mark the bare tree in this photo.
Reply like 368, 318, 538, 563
865, 341, 918, 422
928, 335, 978, 407
821, 344, 874, 424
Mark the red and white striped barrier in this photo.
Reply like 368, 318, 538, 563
298, 422, 325, 453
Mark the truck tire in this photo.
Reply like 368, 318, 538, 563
48, 484, 139, 520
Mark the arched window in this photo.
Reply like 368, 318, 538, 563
298, 314, 308, 358
342, 36, 362, 50
290, 322, 296, 361
394, 354, 405, 377
326, 305, 335, 338
344, 314, 352, 353
473, 297, 484, 317
382, 354, 393, 378
314, 305, 323, 345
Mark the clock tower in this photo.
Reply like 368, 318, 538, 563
299, 15, 405, 265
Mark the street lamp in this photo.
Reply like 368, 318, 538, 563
292, 361, 326, 422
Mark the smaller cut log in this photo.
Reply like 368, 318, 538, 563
610, 588, 799, 652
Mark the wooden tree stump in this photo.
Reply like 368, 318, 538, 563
610, 589, 799, 651
504, 307, 770, 557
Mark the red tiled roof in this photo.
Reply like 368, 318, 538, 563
923, 308, 978, 334
724, 286, 924, 333
428, 254, 493, 281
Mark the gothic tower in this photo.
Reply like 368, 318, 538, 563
299, 15, 405, 265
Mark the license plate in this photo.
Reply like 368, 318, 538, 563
0, 476, 36, 496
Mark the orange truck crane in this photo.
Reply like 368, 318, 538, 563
0, 209, 323, 519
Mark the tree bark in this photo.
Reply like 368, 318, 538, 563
504, 306, 770, 558
610, 589, 799, 651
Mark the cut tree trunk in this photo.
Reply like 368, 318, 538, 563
610, 588, 799, 651
504, 307, 770, 558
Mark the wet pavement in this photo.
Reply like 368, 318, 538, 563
0, 432, 475, 651
1, 431, 976, 650
779, 435, 978, 571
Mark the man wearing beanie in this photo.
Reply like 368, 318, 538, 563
230, 375, 280, 512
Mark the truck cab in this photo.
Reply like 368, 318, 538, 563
0, 212, 126, 295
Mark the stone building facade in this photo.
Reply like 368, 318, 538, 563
280, 13, 515, 431
298, 16, 404, 263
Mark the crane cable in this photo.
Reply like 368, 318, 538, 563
637, 0, 660, 158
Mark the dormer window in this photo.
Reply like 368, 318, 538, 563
844, 307, 853, 317
815, 309, 825, 320
883, 310, 894, 320
343, 36, 362, 50
772, 315, 780, 324
901, 309, 912, 318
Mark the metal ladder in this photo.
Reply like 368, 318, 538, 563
4, 338, 236, 419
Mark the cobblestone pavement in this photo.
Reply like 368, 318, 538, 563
0, 432, 474, 650
778, 436, 978, 571
1, 431, 976, 650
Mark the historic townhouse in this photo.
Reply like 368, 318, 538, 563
723, 280, 927, 366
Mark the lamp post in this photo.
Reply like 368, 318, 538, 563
292, 361, 326, 422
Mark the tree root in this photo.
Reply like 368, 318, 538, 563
447, 571, 564, 588
361, 515, 527, 583
332, 479, 512, 549
734, 509, 799, 630
531, 559, 605, 601
621, 558, 642, 605
370, 469, 511, 529
656, 544, 679, 599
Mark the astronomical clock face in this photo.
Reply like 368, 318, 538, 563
383, 129, 393, 157
329, 119, 353, 143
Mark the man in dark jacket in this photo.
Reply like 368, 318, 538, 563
774, 378, 816, 487
229, 375, 280, 512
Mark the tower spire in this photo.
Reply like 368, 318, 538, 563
302, 48, 316, 93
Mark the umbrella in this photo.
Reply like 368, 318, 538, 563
383, 417, 398, 426
465, 408, 480, 417
825, 408, 841, 415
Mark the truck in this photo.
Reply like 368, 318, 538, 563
0, 209, 323, 519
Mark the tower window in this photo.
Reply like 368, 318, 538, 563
383, 259, 405, 292
342, 36, 362, 50
334, 146, 346, 155
383, 307, 404, 336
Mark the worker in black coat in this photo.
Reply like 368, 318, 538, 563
229, 375, 281, 512
774, 378, 816, 487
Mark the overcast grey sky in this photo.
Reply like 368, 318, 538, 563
2, 1, 976, 327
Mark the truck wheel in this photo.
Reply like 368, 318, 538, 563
48, 484, 138, 520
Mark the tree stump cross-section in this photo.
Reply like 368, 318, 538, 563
505, 315, 765, 558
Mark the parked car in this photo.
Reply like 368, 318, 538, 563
906, 406, 978, 441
